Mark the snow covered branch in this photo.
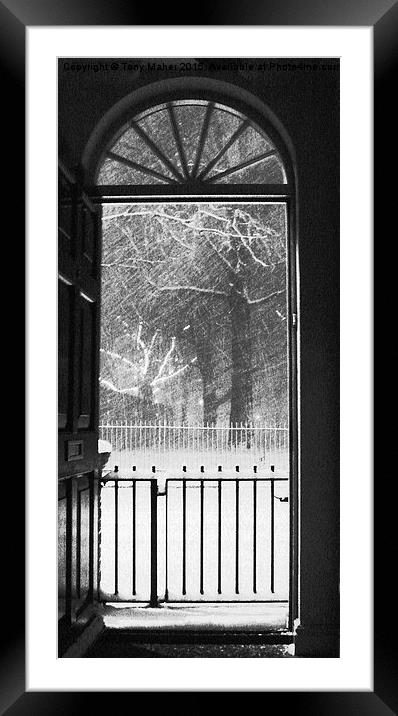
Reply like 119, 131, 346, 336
247, 288, 286, 305
156, 285, 228, 297
99, 377, 139, 396
152, 356, 198, 387
100, 348, 136, 369
154, 336, 176, 382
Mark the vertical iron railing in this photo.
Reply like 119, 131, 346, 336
217, 477, 222, 595
132, 478, 136, 596
99, 471, 288, 604
235, 474, 240, 594
99, 474, 156, 604
200, 477, 204, 595
164, 476, 288, 602
253, 475, 257, 594
114, 475, 119, 595
150, 475, 158, 607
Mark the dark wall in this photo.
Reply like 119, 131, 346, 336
58, 58, 340, 651
58, 57, 339, 181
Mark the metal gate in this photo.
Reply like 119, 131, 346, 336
99, 471, 289, 604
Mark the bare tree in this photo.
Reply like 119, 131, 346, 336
100, 318, 197, 421
101, 202, 288, 425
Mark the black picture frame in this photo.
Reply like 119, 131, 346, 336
6, 0, 388, 712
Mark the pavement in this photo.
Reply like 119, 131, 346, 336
85, 635, 294, 657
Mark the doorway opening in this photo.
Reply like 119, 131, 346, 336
97, 199, 291, 625
87, 89, 298, 632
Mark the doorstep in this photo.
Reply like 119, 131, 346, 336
100, 601, 289, 633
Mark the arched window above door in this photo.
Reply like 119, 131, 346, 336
96, 100, 287, 186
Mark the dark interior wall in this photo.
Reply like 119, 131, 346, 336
58, 58, 339, 651
58, 57, 339, 180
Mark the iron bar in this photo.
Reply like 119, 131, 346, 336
200, 479, 204, 595
114, 478, 119, 595
132, 479, 136, 596
150, 477, 158, 607
271, 479, 275, 594
253, 478, 257, 594
165, 478, 168, 601
182, 479, 187, 595
218, 479, 222, 594
235, 479, 240, 594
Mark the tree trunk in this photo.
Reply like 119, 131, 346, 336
138, 381, 157, 423
189, 311, 219, 425
197, 340, 218, 425
226, 208, 253, 438
229, 283, 253, 444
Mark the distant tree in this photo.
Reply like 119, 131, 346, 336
101, 202, 287, 426
100, 319, 197, 421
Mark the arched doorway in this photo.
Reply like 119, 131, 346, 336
84, 79, 298, 629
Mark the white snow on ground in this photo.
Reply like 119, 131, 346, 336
102, 447, 289, 476
101, 603, 289, 631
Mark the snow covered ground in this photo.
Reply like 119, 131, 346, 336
100, 444, 289, 476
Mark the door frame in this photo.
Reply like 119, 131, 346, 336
89, 185, 300, 630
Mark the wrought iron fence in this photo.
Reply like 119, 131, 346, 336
99, 471, 289, 604
99, 421, 289, 473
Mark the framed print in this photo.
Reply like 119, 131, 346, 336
2, 0, 389, 710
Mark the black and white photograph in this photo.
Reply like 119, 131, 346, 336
0, 0, 385, 705
58, 56, 340, 659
